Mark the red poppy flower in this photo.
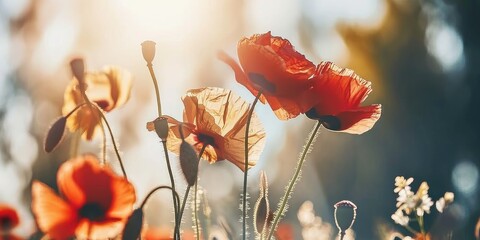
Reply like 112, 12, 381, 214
62, 66, 132, 140
31, 154, 135, 239
0, 204, 20, 238
305, 61, 381, 134
219, 31, 318, 120
147, 87, 266, 171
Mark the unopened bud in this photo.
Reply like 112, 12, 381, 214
122, 208, 144, 240
179, 141, 199, 186
254, 171, 270, 235
141, 41, 156, 64
70, 58, 85, 89
154, 117, 169, 140
44, 117, 67, 153
334, 200, 357, 234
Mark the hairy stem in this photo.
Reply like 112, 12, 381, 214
243, 91, 262, 240
266, 121, 322, 240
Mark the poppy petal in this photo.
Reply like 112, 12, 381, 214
238, 33, 315, 97
311, 61, 373, 115
217, 51, 266, 103
31, 181, 78, 240
57, 155, 114, 210
334, 104, 381, 134
75, 218, 125, 239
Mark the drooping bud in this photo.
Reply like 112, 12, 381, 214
70, 58, 85, 89
334, 200, 357, 234
122, 208, 144, 240
179, 141, 199, 186
254, 171, 270, 236
141, 41, 156, 64
44, 116, 67, 153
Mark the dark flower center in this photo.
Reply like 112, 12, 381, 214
248, 73, 276, 94
197, 133, 215, 147
79, 203, 106, 221
0, 216, 12, 230
305, 109, 341, 130
94, 100, 110, 110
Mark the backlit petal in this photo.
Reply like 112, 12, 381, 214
31, 181, 78, 240
311, 61, 372, 116
334, 104, 381, 134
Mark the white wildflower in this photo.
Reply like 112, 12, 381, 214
416, 194, 434, 217
391, 209, 409, 226
395, 176, 414, 193
436, 192, 454, 213
396, 189, 416, 214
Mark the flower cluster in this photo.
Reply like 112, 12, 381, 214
34, 31, 382, 240
391, 176, 454, 240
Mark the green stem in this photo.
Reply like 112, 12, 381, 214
242, 91, 262, 240
404, 224, 419, 235
99, 119, 107, 165
176, 145, 206, 239
147, 63, 162, 117
97, 108, 128, 180
266, 121, 322, 240
161, 140, 180, 240
417, 215, 426, 236
194, 146, 206, 240
140, 186, 180, 210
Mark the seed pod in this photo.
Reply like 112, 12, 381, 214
141, 41, 156, 64
154, 117, 169, 140
334, 200, 357, 234
44, 116, 67, 153
122, 208, 144, 240
70, 58, 85, 89
179, 140, 199, 186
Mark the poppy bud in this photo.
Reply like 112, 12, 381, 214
179, 141, 199, 186
254, 171, 270, 235
141, 41, 156, 64
44, 116, 67, 153
122, 208, 144, 240
334, 200, 357, 234
154, 117, 169, 140
70, 58, 85, 89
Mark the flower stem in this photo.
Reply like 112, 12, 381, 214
417, 215, 426, 236
194, 146, 206, 240
99, 119, 107, 165
176, 145, 206, 239
243, 91, 262, 240
96, 107, 128, 180
404, 224, 419, 235
140, 186, 180, 210
147, 63, 162, 117
161, 140, 180, 240
266, 121, 322, 240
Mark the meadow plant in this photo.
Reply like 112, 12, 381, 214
31, 32, 383, 239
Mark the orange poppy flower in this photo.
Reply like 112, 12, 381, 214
219, 31, 318, 120
305, 61, 381, 134
62, 66, 132, 140
148, 87, 266, 171
0, 204, 20, 239
31, 154, 135, 239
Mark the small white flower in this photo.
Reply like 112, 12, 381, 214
403, 237, 414, 240
436, 192, 454, 213
396, 189, 416, 214
395, 176, 414, 193
416, 194, 433, 217
391, 209, 409, 226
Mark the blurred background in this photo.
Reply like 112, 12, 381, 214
0, 0, 479, 239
